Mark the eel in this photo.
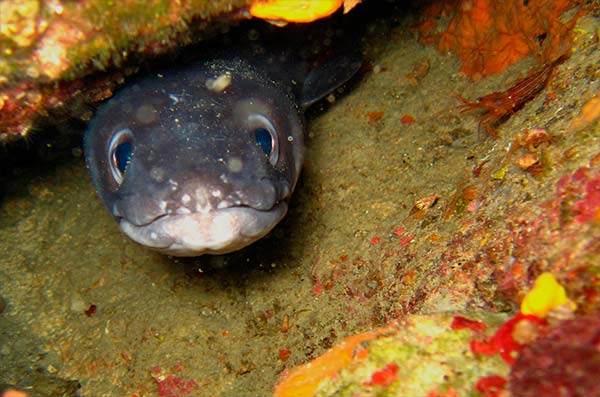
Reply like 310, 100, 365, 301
84, 39, 361, 256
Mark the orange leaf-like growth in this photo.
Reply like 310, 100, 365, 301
274, 325, 392, 397
419, 0, 582, 80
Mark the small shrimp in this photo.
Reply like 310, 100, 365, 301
456, 55, 567, 138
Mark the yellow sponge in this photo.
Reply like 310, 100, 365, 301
521, 273, 576, 317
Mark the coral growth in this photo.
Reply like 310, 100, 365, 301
419, 0, 582, 79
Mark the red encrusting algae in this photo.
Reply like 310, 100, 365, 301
363, 363, 399, 388
573, 175, 600, 223
401, 114, 415, 124
470, 313, 547, 364
150, 365, 199, 397
475, 375, 507, 397
510, 313, 600, 397
450, 315, 487, 332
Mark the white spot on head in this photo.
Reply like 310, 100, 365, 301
227, 157, 243, 173
181, 194, 191, 204
150, 232, 157, 240
205, 73, 232, 92
211, 190, 222, 198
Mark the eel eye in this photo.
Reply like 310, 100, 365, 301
255, 128, 272, 156
249, 113, 279, 166
108, 128, 134, 185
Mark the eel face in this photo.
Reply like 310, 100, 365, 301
85, 51, 360, 256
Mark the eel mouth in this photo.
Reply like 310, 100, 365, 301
118, 202, 288, 256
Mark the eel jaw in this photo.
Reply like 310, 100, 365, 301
118, 203, 288, 256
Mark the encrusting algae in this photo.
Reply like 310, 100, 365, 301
273, 273, 578, 396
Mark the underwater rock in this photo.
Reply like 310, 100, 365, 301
275, 312, 512, 397
0, 0, 255, 141
0, 0, 358, 142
